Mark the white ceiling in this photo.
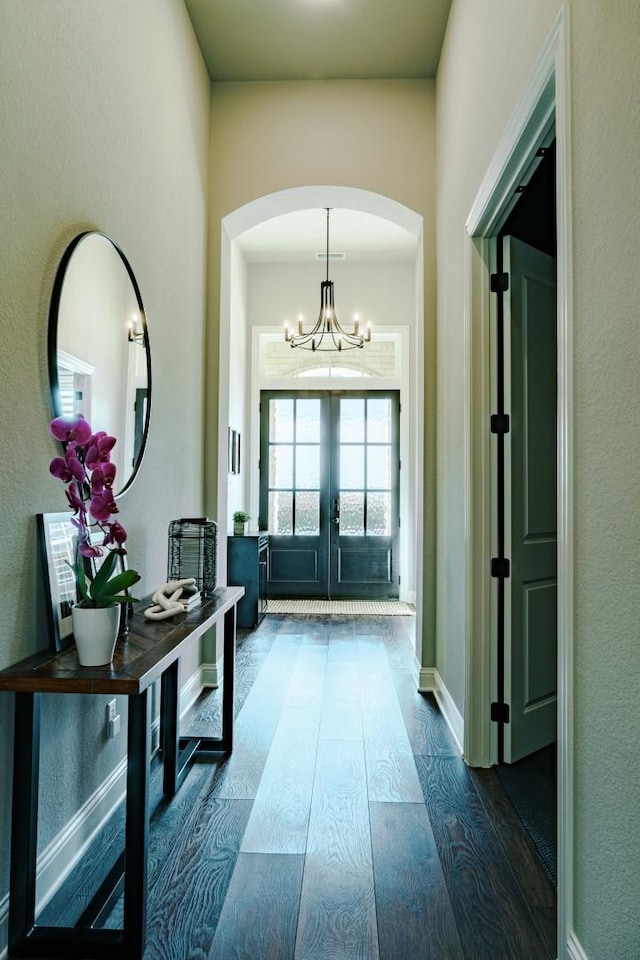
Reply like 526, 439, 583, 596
237, 208, 419, 263
184, 0, 452, 83
185, 0, 448, 261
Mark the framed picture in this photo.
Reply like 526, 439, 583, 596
234, 431, 241, 474
228, 428, 241, 474
38, 512, 78, 652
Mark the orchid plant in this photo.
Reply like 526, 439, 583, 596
49, 414, 140, 608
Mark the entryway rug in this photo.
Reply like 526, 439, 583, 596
266, 599, 414, 615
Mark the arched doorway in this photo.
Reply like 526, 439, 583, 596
214, 186, 426, 650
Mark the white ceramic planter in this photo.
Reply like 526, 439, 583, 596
71, 605, 120, 666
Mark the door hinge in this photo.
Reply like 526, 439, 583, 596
490, 271, 509, 294
491, 701, 510, 724
490, 413, 510, 435
491, 557, 510, 579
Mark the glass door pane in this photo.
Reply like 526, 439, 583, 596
261, 392, 328, 596
329, 392, 399, 598
338, 396, 394, 537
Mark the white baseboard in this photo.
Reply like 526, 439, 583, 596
418, 667, 464, 755
418, 666, 438, 690
0, 658, 222, 960
567, 930, 589, 960
200, 660, 220, 688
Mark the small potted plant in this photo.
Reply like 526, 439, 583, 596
233, 511, 251, 536
48, 413, 140, 665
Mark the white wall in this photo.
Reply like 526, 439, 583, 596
226, 243, 250, 527
0, 0, 210, 946
248, 260, 416, 331
436, 2, 640, 956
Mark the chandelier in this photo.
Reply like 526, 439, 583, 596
284, 208, 372, 351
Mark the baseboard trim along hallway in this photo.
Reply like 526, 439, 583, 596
419, 666, 464, 755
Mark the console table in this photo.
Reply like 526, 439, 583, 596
0, 585, 244, 960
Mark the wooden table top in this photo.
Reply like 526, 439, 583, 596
0, 586, 244, 696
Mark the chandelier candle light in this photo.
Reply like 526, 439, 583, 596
284, 208, 372, 352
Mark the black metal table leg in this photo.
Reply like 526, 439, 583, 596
167, 603, 237, 779
8, 692, 41, 955
7, 692, 140, 958
161, 661, 179, 797
123, 689, 150, 958
185, 603, 237, 759
220, 604, 236, 752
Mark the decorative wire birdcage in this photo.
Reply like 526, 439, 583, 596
167, 518, 218, 598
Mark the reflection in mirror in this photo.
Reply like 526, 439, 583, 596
48, 232, 151, 496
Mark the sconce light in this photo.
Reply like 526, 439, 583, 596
127, 314, 146, 346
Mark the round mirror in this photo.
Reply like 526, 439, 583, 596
48, 232, 151, 497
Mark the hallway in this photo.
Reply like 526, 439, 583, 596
44, 613, 556, 958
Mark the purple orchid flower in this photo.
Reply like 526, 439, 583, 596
65, 484, 86, 515
49, 456, 72, 483
48, 416, 138, 607
65, 452, 86, 484
50, 414, 92, 445
103, 521, 127, 545
86, 433, 117, 469
102, 462, 117, 488
90, 466, 105, 495
89, 491, 118, 522
77, 528, 103, 558
89, 461, 117, 495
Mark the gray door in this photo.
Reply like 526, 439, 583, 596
260, 391, 400, 599
504, 236, 557, 763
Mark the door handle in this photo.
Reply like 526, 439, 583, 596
331, 497, 340, 525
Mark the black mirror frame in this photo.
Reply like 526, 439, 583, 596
47, 231, 152, 498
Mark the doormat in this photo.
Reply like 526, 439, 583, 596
266, 599, 414, 616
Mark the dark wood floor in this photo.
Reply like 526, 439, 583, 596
43, 613, 556, 959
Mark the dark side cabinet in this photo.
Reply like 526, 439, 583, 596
227, 532, 268, 628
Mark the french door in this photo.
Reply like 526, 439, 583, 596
259, 390, 400, 599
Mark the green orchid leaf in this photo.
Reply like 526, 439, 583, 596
102, 593, 140, 605
102, 569, 141, 597
90, 550, 118, 596
74, 559, 90, 604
